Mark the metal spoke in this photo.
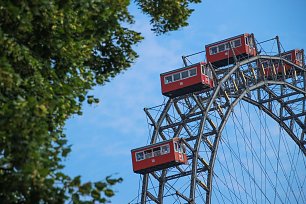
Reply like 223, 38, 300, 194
131, 39, 306, 204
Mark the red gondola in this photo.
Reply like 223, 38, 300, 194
131, 138, 187, 174
264, 49, 304, 77
160, 62, 214, 98
205, 33, 257, 67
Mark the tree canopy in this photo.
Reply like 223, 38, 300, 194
0, 0, 201, 203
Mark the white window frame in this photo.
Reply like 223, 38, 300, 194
153, 147, 161, 157
201, 65, 213, 79
136, 151, 144, 161
210, 46, 218, 55
174, 142, 178, 152
144, 149, 153, 159
164, 75, 173, 84
161, 144, 170, 155
201, 65, 206, 75
181, 70, 189, 79
163, 67, 197, 85
173, 72, 181, 82
249, 36, 255, 48
218, 44, 226, 52
209, 38, 241, 56
178, 143, 182, 153
232, 39, 241, 48
296, 52, 302, 62
189, 68, 197, 77
225, 43, 230, 50
182, 144, 186, 154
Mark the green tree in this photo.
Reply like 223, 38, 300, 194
0, 0, 201, 203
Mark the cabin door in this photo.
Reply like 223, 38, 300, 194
177, 142, 186, 162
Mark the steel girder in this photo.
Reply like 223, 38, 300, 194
140, 55, 306, 204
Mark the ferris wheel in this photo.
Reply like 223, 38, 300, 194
130, 33, 306, 204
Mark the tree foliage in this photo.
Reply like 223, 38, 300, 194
137, 0, 201, 34
0, 0, 201, 203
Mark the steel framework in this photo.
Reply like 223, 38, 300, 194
138, 40, 306, 204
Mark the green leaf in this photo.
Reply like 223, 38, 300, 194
72, 193, 80, 203
79, 182, 92, 195
0, 0, 200, 202
71, 176, 81, 187
106, 176, 123, 185
91, 189, 101, 200
104, 189, 115, 197
94, 181, 107, 191
62, 146, 71, 157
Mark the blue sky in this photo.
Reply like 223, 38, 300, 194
64, 0, 306, 203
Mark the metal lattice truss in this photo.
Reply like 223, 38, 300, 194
140, 55, 306, 204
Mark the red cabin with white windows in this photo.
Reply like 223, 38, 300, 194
263, 49, 304, 77
131, 138, 188, 174
205, 33, 257, 67
160, 62, 214, 98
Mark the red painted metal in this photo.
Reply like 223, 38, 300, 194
131, 138, 188, 174
205, 33, 257, 67
264, 49, 304, 77
160, 62, 214, 98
